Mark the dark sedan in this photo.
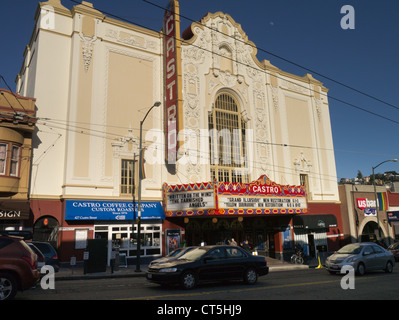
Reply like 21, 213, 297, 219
146, 245, 269, 289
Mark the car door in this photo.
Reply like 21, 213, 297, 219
198, 247, 227, 281
225, 247, 247, 279
371, 245, 388, 269
362, 245, 377, 270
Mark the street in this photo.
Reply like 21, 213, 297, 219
16, 265, 399, 301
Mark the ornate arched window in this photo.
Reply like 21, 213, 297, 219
208, 92, 249, 183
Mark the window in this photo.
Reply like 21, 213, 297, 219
300, 174, 309, 197
120, 159, 137, 195
0, 144, 7, 175
0, 143, 21, 177
10, 145, 20, 176
208, 93, 249, 183
226, 247, 246, 258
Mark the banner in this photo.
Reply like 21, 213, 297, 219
163, 0, 183, 164
377, 192, 388, 211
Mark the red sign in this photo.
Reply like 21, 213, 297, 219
163, 0, 180, 164
357, 198, 367, 210
250, 185, 282, 195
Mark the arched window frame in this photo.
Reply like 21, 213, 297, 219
208, 92, 249, 183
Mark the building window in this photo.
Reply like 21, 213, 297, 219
209, 93, 249, 183
10, 145, 20, 176
0, 144, 7, 175
120, 159, 137, 195
300, 174, 309, 197
0, 143, 21, 177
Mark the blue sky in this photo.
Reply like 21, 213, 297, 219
1, 0, 398, 180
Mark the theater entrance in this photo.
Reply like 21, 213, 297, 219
183, 215, 291, 259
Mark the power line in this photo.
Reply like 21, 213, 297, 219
68, 0, 399, 126
142, 0, 399, 112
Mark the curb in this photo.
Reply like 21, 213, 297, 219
55, 264, 310, 281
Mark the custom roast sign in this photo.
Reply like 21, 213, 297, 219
163, 175, 307, 217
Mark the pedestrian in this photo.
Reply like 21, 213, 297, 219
242, 240, 251, 252
230, 238, 237, 246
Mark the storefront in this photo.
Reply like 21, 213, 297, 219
292, 214, 338, 256
0, 200, 32, 233
60, 200, 165, 265
339, 184, 396, 246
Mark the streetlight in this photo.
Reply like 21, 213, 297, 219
135, 101, 161, 272
372, 159, 397, 241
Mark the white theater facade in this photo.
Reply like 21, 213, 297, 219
16, 0, 342, 263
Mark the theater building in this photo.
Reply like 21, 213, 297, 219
15, 0, 342, 263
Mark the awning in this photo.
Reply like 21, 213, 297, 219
0, 200, 31, 220
293, 214, 337, 230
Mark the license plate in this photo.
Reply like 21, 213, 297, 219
331, 265, 339, 270
147, 274, 152, 279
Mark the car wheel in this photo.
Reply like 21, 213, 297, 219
181, 271, 197, 290
0, 273, 18, 300
385, 261, 393, 273
357, 263, 365, 276
244, 268, 258, 285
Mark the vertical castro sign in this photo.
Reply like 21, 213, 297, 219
163, 0, 182, 164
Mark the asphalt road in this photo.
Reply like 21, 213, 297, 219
16, 265, 399, 301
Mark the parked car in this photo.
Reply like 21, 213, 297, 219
388, 242, 399, 261
0, 235, 40, 300
325, 242, 395, 275
149, 246, 196, 267
26, 242, 46, 272
29, 241, 60, 272
146, 245, 269, 289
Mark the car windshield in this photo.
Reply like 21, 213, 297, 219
336, 244, 362, 254
388, 243, 399, 250
177, 247, 207, 261
167, 248, 183, 257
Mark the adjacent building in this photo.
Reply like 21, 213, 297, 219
0, 88, 36, 233
339, 184, 398, 246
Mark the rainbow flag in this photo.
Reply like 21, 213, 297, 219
377, 192, 388, 211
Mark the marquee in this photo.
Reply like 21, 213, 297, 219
163, 175, 307, 217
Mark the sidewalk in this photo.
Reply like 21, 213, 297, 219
55, 256, 310, 281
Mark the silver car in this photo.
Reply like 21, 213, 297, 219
325, 242, 395, 275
